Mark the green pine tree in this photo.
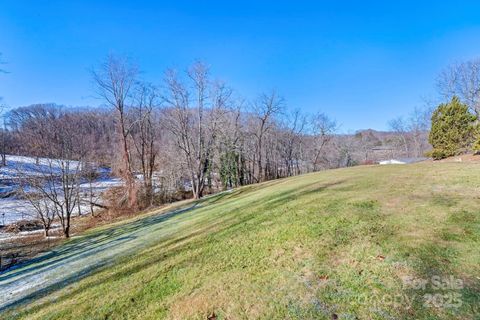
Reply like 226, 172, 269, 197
220, 151, 239, 189
473, 126, 480, 154
428, 96, 476, 160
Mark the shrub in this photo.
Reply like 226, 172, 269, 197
428, 96, 476, 160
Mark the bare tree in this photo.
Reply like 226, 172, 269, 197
93, 55, 138, 208
14, 110, 85, 238
355, 130, 381, 163
278, 109, 306, 176
4, 59, 361, 213
387, 106, 432, 159
407, 107, 431, 157
333, 134, 359, 167
310, 112, 337, 171
163, 62, 229, 199
18, 159, 82, 238
388, 117, 409, 156
217, 103, 247, 188
437, 58, 480, 118
18, 179, 55, 237
0, 104, 7, 167
131, 83, 160, 207
251, 91, 284, 182
8, 104, 64, 164
0, 53, 8, 166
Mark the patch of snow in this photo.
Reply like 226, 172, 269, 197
0, 199, 35, 225
0, 155, 122, 226
0, 155, 81, 180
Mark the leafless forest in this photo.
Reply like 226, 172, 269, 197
1, 53, 480, 274
0, 55, 439, 243
1, 56, 434, 207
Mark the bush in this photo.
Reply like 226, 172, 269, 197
428, 96, 476, 160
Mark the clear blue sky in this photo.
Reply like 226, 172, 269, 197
2, 1, 480, 131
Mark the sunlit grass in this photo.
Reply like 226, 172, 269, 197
4, 162, 480, 319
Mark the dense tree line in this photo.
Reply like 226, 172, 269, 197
0, 55, 435, 238
3, 54, 480, 240
1, 57, 347, 215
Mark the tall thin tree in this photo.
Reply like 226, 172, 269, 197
93, 55, 139, 208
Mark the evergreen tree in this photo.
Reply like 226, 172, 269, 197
473, 126, 480, 154
429, 96, 476, 160
220, 151, 239, 189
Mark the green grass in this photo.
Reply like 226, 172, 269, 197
3, 162, 480, 319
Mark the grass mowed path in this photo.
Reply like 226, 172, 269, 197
2, 162, 479, 319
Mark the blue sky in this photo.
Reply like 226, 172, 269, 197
2, 1, 480, 131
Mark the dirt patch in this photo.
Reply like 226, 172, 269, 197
429, 154, 480, 163
0, 232, 63, 271
3, 219, 44, 233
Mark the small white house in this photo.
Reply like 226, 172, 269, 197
378, 158, 427, 165
379, 159, 405, 165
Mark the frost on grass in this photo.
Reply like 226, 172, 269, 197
0, 155, 121, 226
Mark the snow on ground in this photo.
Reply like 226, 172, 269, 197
0, 203, 198, 311
0, 155, 122, 226
0, 155, 81, 180
0, 199, 35, 225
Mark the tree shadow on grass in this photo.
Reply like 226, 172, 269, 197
0, 204, 199, 312
2, 209, 265, 317
395, 206, 480, 318
0, 179, 347, 316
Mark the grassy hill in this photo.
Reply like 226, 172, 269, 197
3, 162, 480, 319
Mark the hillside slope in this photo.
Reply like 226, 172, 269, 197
1, 163, 479, 319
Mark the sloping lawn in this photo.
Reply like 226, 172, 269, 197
3, 162, 479, 319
